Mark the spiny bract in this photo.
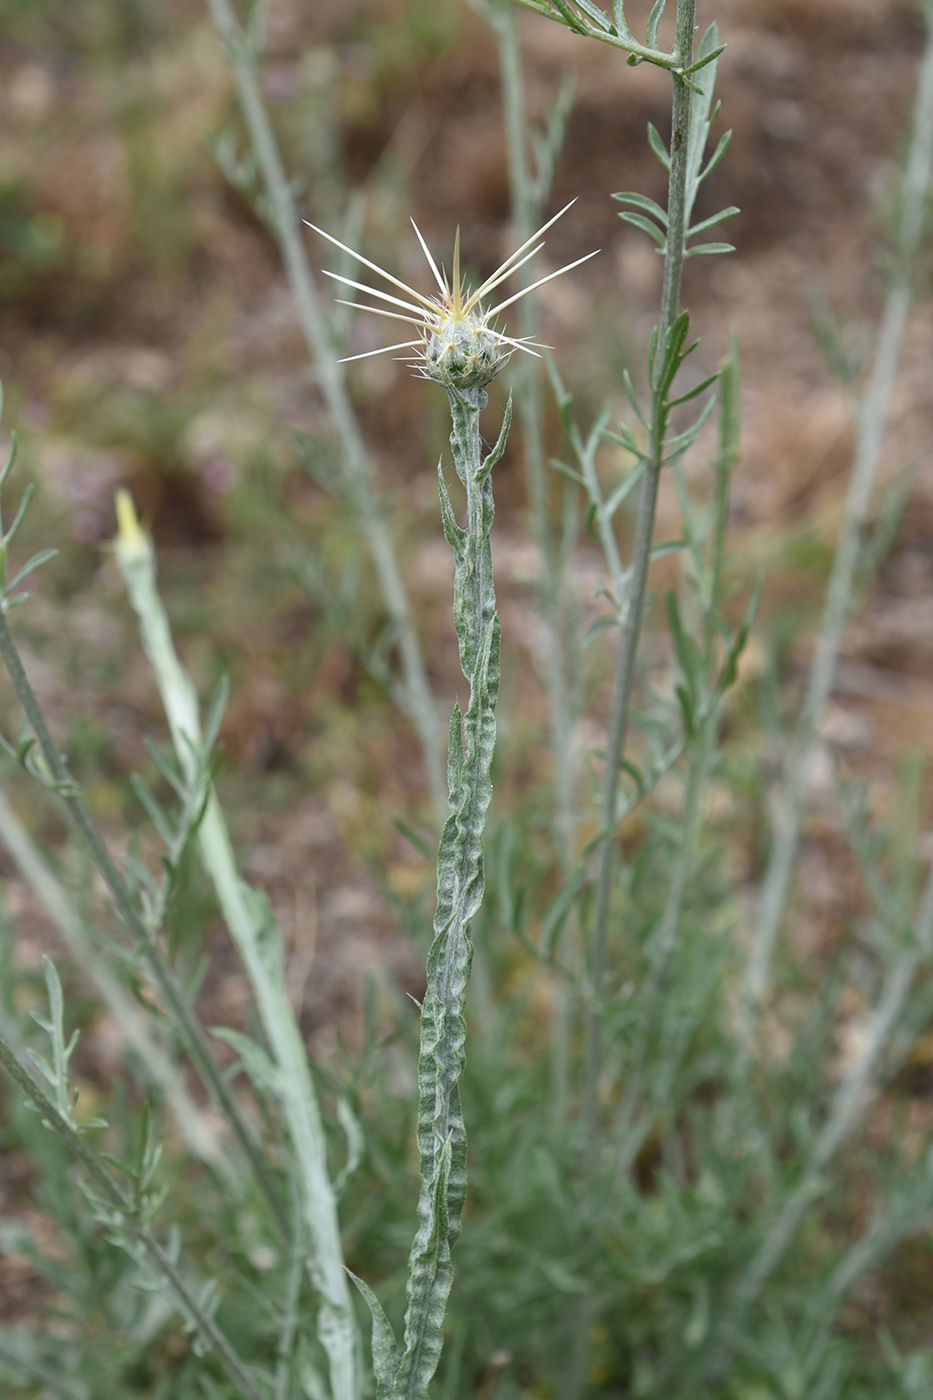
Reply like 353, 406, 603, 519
307, 202, 597, 391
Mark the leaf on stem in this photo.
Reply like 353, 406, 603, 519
348, 1273, 399, 1400
645, 0, 666, 50
619, 212, 667, 249
647, 121, 671, 170
613, 191, 670, 227
685, 241, 735, 257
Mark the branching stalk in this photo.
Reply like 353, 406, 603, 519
0, 609, 287, 1237
706, 860, 933, 1380
0, 1030, 266, 1400
495, 0, 578, 860
0, 788, 223, 1170
584, 0, 697, 1136
487, 0, 578, 1119
744, 7, 933, 1028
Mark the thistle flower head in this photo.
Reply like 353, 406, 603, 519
306, 202, 598, 392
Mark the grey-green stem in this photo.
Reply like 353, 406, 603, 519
116, 526, 358, 1400
698, 859, 933, 1389
0, 1031, 266, 1400
395, 386, 508, 1400
0, 609, 287, 1238
584, 0, 697, 1138
494, 0, 577, 1117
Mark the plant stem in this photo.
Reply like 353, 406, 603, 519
0, 610, 287, 1238
743, 7, 933, 1029
0, 1031, 267, 1400
583, 0, 697, 1138
0, 1334, 88, 1400
204, 0, 446, 824
0, 788, 223, 1170
397, 389, 508, 1400
702, 860, 933, 1385
116, 524, 358, 1400
493, 0, 578, 1119
498, 2, 577, 859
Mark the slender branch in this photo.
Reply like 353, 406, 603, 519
0, 1031, 267, 1400
743, 8, 933, 1028
707, 860, 933, 1380
115, 515, 358, 1400
0, 1334, 88, 1400
0, 788, 224, 1170
204, 0, 446, 822
511, 0, 700, 69
493, 0, 578, 1115
584, 0, 697, 1137
0, 609, 287, 1238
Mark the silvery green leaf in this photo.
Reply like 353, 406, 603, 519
645, 0, 666, 51
647, 121, 670, 170
614, 191, 670, 227
688, 206, 739, 239
4, 549, 57, 596
620, 212, 667, 248
685, 240, 735, 257
573, 0, 615, 34
348, 1272, 399, 1400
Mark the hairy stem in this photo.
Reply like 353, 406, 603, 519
498, 2, 577, 859
397, 389, 508, 1400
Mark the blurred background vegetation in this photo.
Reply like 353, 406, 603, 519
1, 0, 933, 1394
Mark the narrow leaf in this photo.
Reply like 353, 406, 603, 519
685, 241, 735, 258
680, 42, 726, 76
612, 191, 669, 227
619, 212, 667, 248
604, 461, 647, 518
668, 371, 720, 408
623, 369, 650, 428
540, 865, 588, 960
573, 0, 615, 32
650, 539, 688, 561
647, 122, 671, 170
699, 129, 733, 183
687, 206, 740, 239
476, 395, 513, 482
5, 549, 58, 595
550, 458, 585, 486
437, 464, 465, 552
645, 0, 666, 50
349, 1273, 399, 1400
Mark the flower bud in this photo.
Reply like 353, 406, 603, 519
424, 313, 510, 391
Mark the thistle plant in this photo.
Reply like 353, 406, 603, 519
3, 2, 933, 1397
310, 210, 595, 1399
